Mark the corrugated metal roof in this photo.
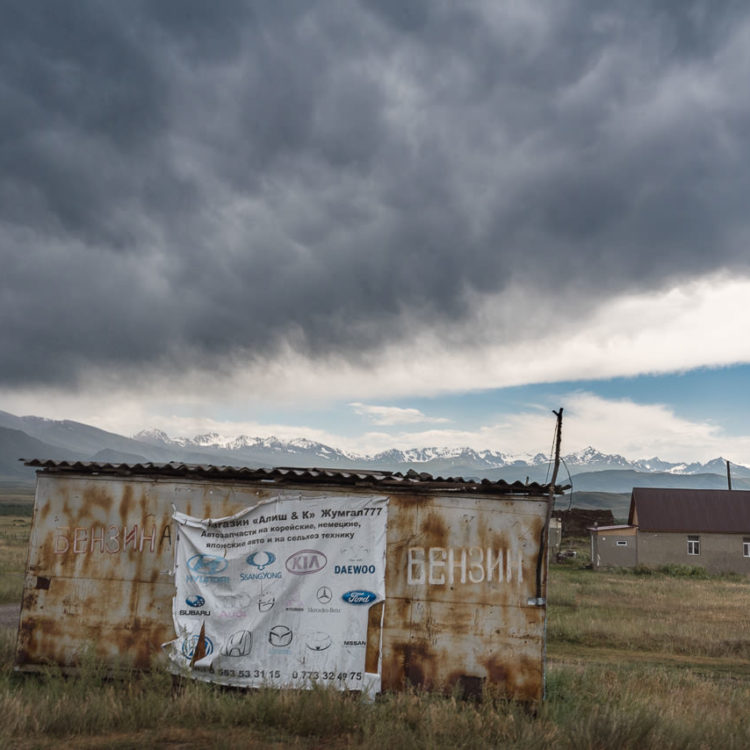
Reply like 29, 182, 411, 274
22, 459, 566, 496
629, 487, 750, 532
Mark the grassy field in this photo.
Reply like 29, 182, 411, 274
2, 518, 750, 748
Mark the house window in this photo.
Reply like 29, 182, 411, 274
616, 540, 628, 547
743, 538, 750, 558
687, 535, 700, 556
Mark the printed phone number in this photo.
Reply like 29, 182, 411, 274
216, 669, 363, 682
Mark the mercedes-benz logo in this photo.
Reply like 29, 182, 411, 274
316, 586, 332, 604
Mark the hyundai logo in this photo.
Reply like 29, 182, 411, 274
185, 594, 206, 608
182, 634, 214, 659
246, 550, 277, 571
342, 590, 378, 605
221, 630, 253, 657
285, 549, 327, 575
268, 625, 293, 647
187, 554, 228, 574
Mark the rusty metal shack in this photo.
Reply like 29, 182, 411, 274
16, 460, 562, 701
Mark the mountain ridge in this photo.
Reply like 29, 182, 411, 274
1, 410, 748, 492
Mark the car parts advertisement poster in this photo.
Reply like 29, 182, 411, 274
164, 494, 388, 694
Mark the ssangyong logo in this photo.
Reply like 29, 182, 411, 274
185, 595, 205, 608
246, 551, 276, 570
242, 550, 282, 581
342, 590, 377, 605
285, 549, 327, 575
187, 554, 228, 574
182, 634, 214, 659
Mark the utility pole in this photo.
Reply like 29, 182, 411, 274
727, 460, 732, 490
536, 407, 563, 603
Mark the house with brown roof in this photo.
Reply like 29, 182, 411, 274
589, 488, 750, 574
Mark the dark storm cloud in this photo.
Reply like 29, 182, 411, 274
2, 0, 750, 385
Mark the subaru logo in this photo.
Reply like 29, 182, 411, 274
342, 590, 377, 605
285, 549, 327, 575
221, 630, 253, 657
268, 625, 293, 647
246, 550, 276, 571
185, 594, 205, 608
182, 634, 214, 659
187, 554, 228, 574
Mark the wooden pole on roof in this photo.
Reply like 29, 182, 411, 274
548, 408, 563, 510
727, 460, 732, 490
535, 408, 563, 603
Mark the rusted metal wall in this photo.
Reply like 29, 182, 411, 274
17, 472, 548, 700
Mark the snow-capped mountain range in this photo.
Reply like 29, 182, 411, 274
2, 409, 749, 494
133, 429, 750, 478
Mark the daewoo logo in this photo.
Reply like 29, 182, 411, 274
187, 554, 228, 574
342, 590, 377, 605
185, 595, 205, 608
246, 550, 276, 570
285, 549, 327, 575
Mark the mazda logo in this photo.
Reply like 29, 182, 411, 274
268, 625, 293, 647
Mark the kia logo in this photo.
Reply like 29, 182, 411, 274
221, 630, 253, 657
182, 634, 214, 659
185, 594, 205, 608
342, 590, 377, 605
187, 554, 228, 574
269, 625, 293, 647
246, 551, 276, 571
285, 549, 327, 575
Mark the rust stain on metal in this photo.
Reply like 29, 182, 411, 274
365, 601, 384, 673
16, 466, 551, 700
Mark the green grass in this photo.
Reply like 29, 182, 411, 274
0, 515, 30, 604
2, 633, 750, 748
2, 524, 750, 747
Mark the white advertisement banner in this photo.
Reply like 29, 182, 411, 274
164, 494, 388, 694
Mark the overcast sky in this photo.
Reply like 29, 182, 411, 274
2, 1, 750, 462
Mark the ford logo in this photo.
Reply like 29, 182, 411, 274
185, 594, 206, 608
246, 550, 276, 571
187, 554, 228, 574
285, 549, 327, 575
342, 590, 377, 605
